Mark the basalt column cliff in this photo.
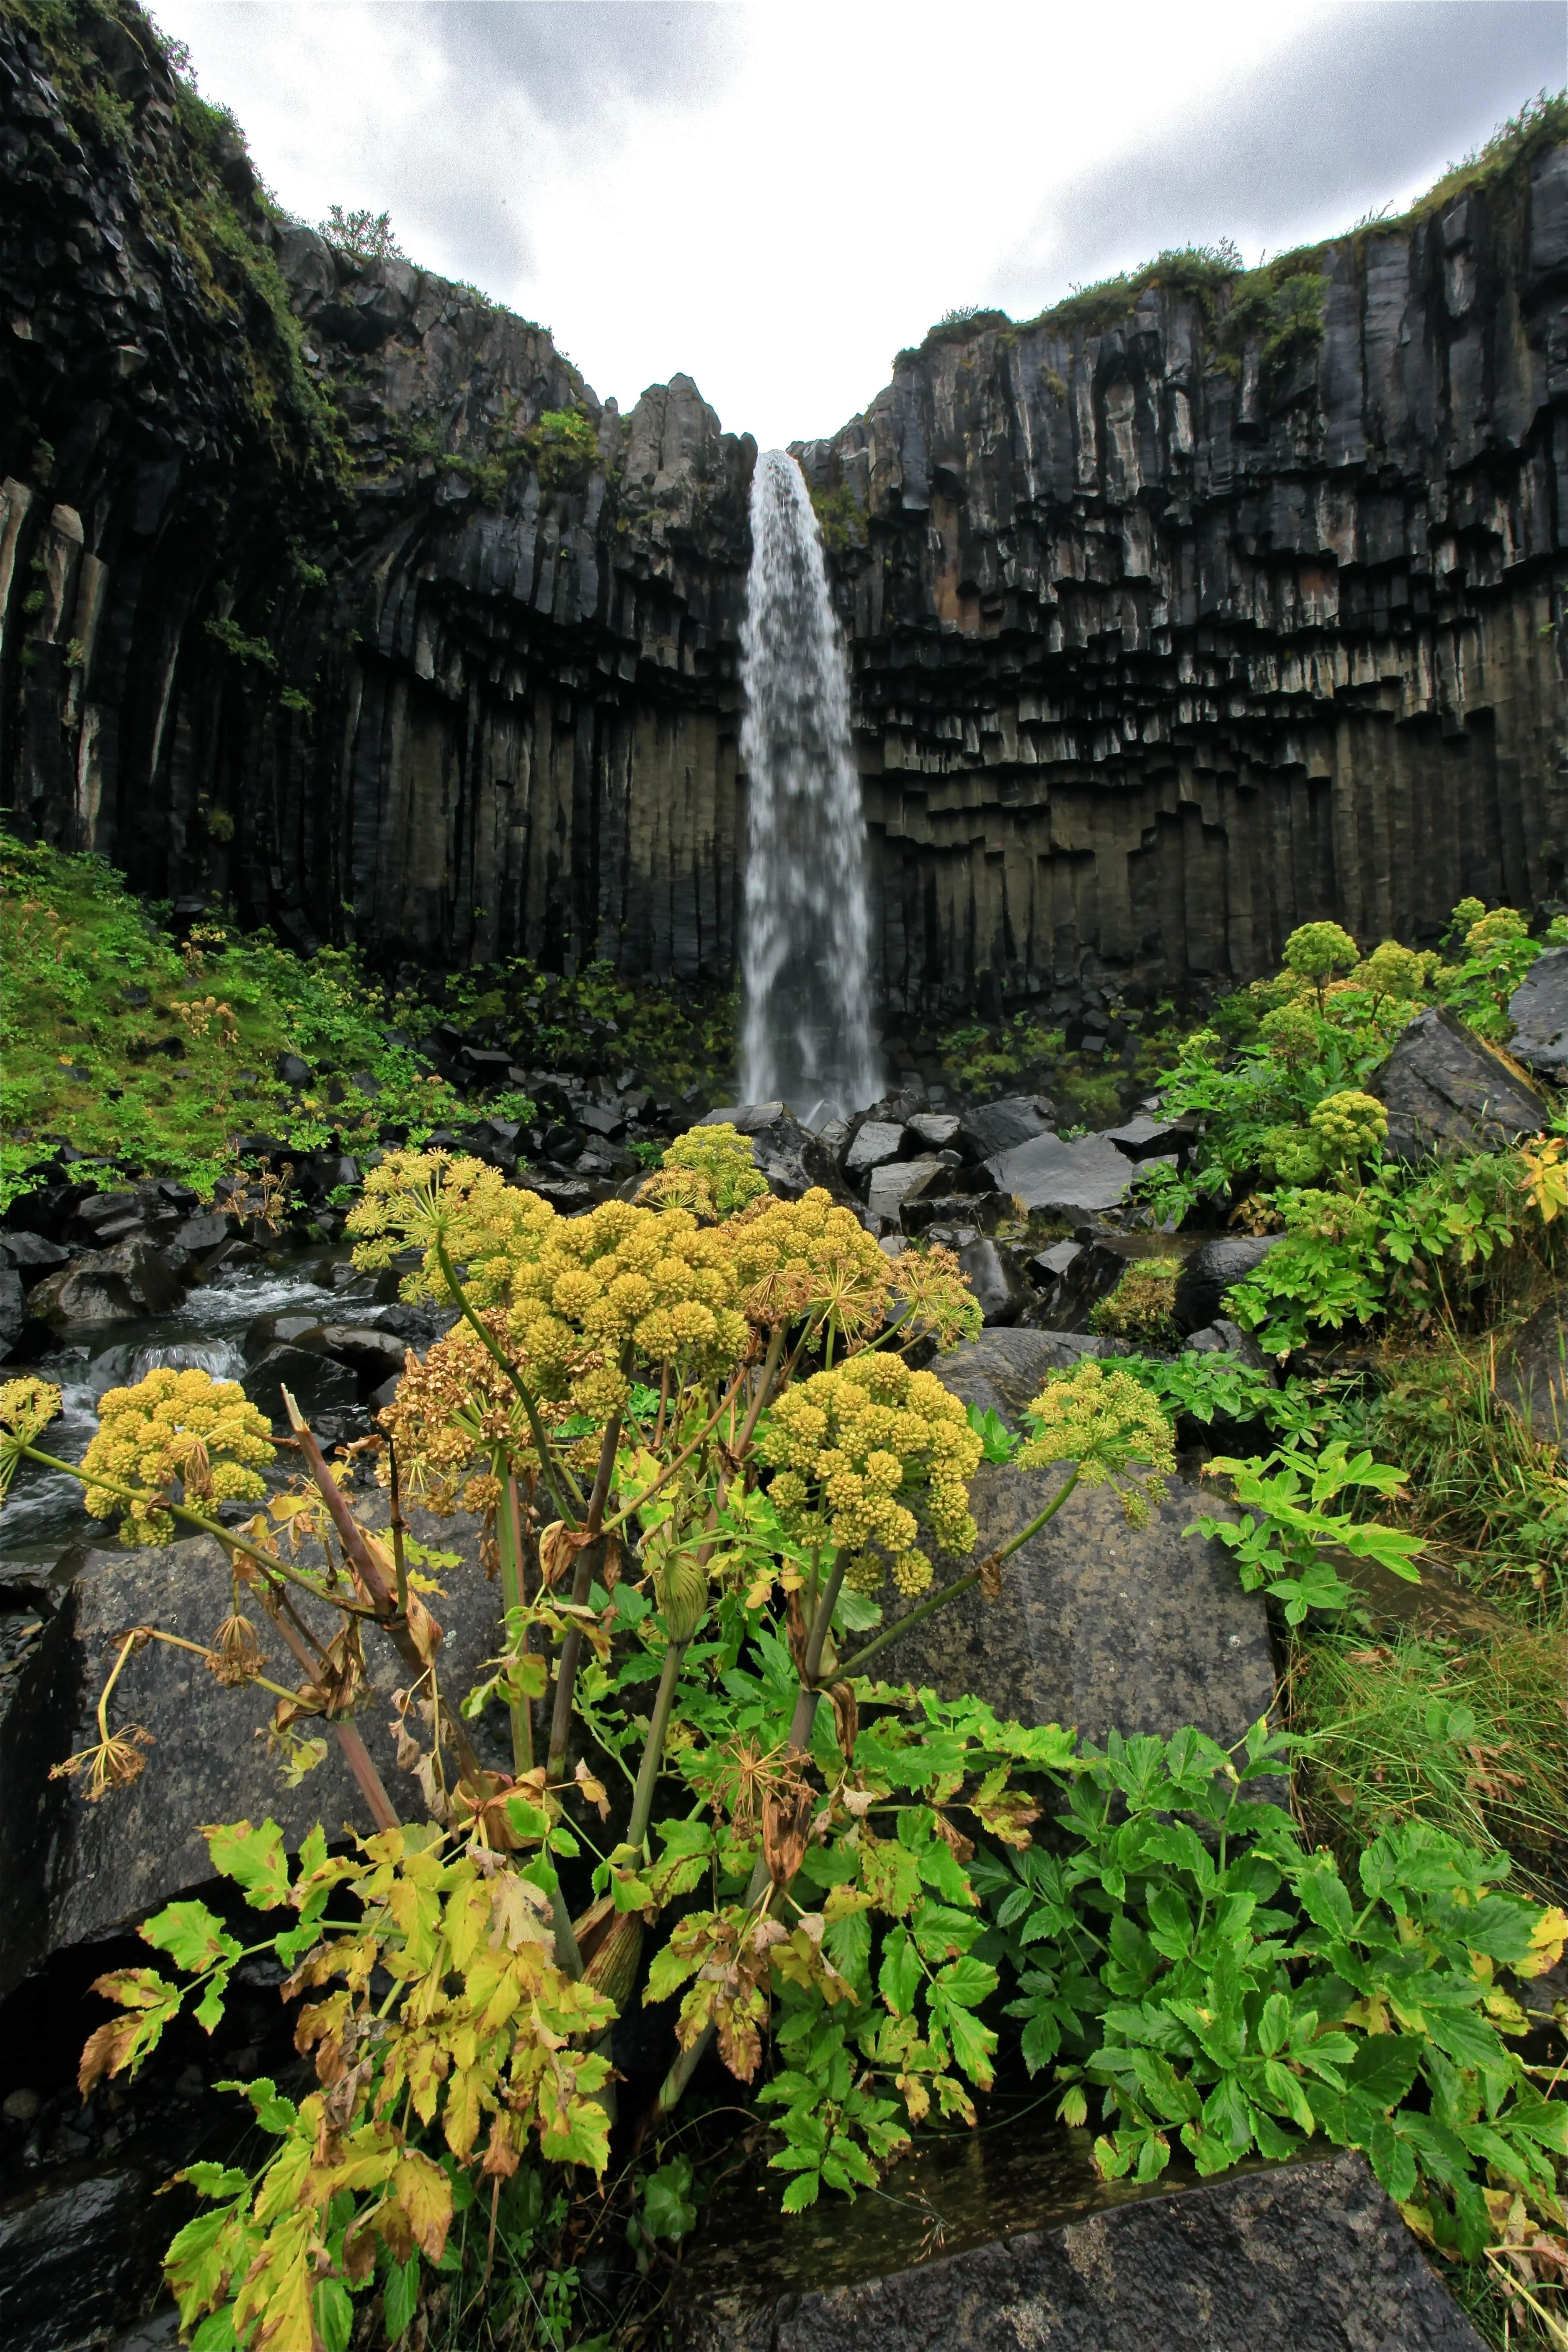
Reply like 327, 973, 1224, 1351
3, 1, 1566, 1014
801, 154, 1568, 1009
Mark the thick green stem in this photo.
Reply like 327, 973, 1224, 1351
626, 1637, 688, 1853
433, 1237, 585, 1525
496, 1470, 532, 1775
545, 1406, 623, 1782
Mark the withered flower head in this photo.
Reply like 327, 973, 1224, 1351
50, 1725, 154, 1801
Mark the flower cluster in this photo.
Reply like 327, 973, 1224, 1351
1016, 1360, 1175, 1527
756, 1351, 981, 1596
347, 1151, 547, 1290
80, 1368, 275, 1545
0, 1374, 63, 1450
1308, 1088, 1387, 1167
490, 1197, 749, 1415
377, 1323, 526, 1513
636, 1123, 769, 1220
725, 1188, 894, 1342
1281, 921, 1359, 992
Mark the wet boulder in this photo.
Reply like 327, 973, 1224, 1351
1173, 1235, 1284, 1334
679, 2147, 1485, 2352
959, 1095, 1054, 1161
1104, 1110, 1195, 1160
1507, 945, 1568, 1079
241, 1342, 359, 1429
865, 1155, 946, 1228
907, 1112, 962, 1151
956, 1237, 1030, 1327
0, 1265, 21, 1359
0, 1498, 507, 1982
884, 1328, 1274, 1750
1369, 1007, 1546, 1160
900, 1189, 1008, 1239
25, 1242, 188, 1328
700, 1106, 849, 1203
1494, 1295, 1566, 1454
304, 1323, 411, 1387
843, 1121, 908, 1180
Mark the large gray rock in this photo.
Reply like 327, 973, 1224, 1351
242, 1341, 359, 1428
1494, 1295, 1566, 1453
1104, 1111, 1194, 1160
1370, 1006, 1546, 1160
1174, 1234, 1284, 1333
959, 1095, 1053, 1160
0, 1263, 21, 1360
0, 2158, 171, 2352
0, 1496, 507, 1985
988, 1131, 1145, 1218
1507, 944, 1568, 1078
843, 1121, 907, 1179
24, 1241, 187, 1327
878, 1330, 1274, 1749
865, 1155, 945, 1226
707, 1108, 851, 1203
930, 1327, 1134, 1418
679, 2146, 1484, 2352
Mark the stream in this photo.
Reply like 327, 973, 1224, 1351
0, 1245, 366, 1570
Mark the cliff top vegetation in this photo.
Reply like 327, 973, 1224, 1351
897, 87, 1567, 371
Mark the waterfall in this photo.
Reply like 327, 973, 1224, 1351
738, 448, 879, 1119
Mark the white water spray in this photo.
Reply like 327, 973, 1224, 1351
738, 449, 879, 1117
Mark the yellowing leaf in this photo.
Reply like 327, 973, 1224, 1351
393, 2149, 453, 2261
1522, 1905, 1568, 1978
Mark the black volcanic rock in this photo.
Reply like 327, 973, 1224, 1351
1370, 1007, 1547, 1160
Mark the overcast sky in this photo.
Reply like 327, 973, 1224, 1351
150, 0, 1567, 450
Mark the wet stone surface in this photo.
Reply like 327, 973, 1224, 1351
0, 1490, 507, 1988
676, 2139, 1485, 2352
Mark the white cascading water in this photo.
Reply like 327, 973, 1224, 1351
738, 448, 879, 1118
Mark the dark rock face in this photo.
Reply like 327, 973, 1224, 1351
1174, 1235, 1284, 1332
954, 1236, 1029, 1326
240, 1341, 359, 1429
801, 153, 1568, 1013
1370, 1006, 1547, 1158
679, 2147, 1485, 2352
3, 4, 1563, 1018
1494, 1294, 1566, 1452
0, 2157, 173, 2352
24, 1240, 187, 1326
884, 1331, 1275, 1747
958, 1096, 1054, 1159
0, 1498, 504, 1987
1508, 944, 1568, 1076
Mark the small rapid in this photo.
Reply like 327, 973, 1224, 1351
0, 1252, 346, 1567
738, 449, 879, 1119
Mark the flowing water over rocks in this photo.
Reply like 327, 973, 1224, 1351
739, 449, 878, 1119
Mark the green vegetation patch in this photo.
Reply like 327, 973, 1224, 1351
0, 833, 472, 1206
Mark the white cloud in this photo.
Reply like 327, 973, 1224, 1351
150, 0, 1566, 448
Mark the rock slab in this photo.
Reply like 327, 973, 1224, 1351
0, 1497, 506, 1984
1371, 1007, 1546, 1160
678, 2148, 1484, 2352
1495, 1294, 1567, 1454
886, 1332, 1275, 1749
1507, 945, 1568, 1077
987, 1131, 1148, 1218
